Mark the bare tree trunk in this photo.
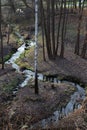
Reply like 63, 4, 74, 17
60, 0, 66, 58
81, 18, 87, 58
42, 25, 46, 61
51, 0, 55, 58
40, 0, 51, 59
7, 24, 10, 45
74, 0, 84, 55
0, 0, 4, 69
46, 0, 52, 59
35, 0, 38, 94
55, 0, 63, 55
64, 0, 69, 38
39, 0, 46, 61
0, 32, 4, 69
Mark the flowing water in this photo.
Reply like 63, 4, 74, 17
5, 40, 86, 129
29, 83, 85, 129
5, 41, 43, 93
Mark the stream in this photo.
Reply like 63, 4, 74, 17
5, 40, 86, 129
5, 40, 43, 88
29, 83, 85, 129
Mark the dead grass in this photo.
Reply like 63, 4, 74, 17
0, 81, 75, 130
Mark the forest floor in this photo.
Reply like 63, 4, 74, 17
0, 63, 76, 130
0, 11, 87, 129
0, 38, 87, 130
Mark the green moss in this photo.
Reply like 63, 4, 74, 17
65, 87, 75, 95
4, 53, 12, 61
0, 53, 12, 63
16, 39, 23, 46
15, 46, 34, 70
2, 78, 20, 93
16, 59, 33, 70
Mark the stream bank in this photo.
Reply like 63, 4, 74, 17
3, 41, 85, 129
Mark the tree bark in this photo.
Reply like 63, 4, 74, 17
0, 0, 4, 69
46, 0, 52, 59
51, 0, 55, 58
74, 0, 84, 55
35, 0, 39, 94
55, 0, 63, 55
40, 0, 46, 61
81, 19, 87, 58
60, 0, 66, 58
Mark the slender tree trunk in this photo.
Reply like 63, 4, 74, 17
64, 0, 69, 38
81, 19, 87, 58
74, 0, 84, 55
55, 0, 63, 55
0, 0, 4, 69
42, 26, 46, 61
35, 0, 38, 94
0, 32, 4, 69
81, 35, 87, 58
40, 0, 51, 59
46, 0, 52, 59
7, 24, 10, 45
60, 0, 66, 58
51, 0, 55, 58
39, 0, 46, 61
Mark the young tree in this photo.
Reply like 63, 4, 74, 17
51, 0, 55, 58
46, 0, 52, 59
81, 18, 87, 58
55, 0, 63, 56
60, 0, 67, 58
40, 0, 52, 59
0, 0, 4, 69
74, 0, 84, 55
39, 0, 46, 61
35, 0, 39, 94
40, 0, 69, 59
